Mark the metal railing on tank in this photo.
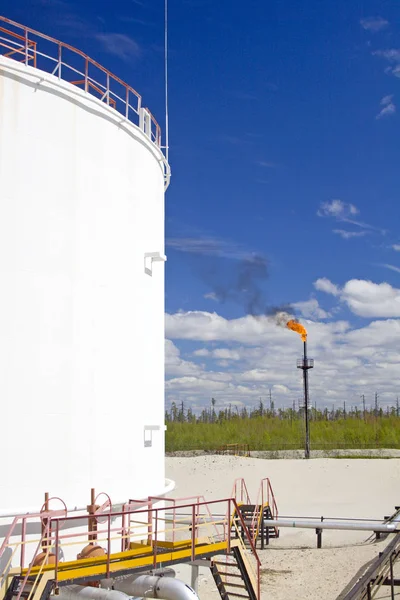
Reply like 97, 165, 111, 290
0, 495, 261, 600
0, 15, 170, 186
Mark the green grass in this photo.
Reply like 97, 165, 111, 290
165, 416, 400, 452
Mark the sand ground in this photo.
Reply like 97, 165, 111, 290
165, 456, 400, 599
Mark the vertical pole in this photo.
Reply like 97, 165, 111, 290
191, 565, 199, 593
55, 519, 59, 587
164, 0, 169, 161
21, 518, 26, 570
390, 554, 395, 600
191, 505, 196, 561
58, 44, 62, 80
303, 341, 310, 459
106, 514, 111, 579
42, 492, 49, 552
25, 29, 28, 66
316, 528, 322, 549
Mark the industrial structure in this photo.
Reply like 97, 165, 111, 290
0, 16, 271, 600
3, 14, 396, 600
0, 15, 170, 513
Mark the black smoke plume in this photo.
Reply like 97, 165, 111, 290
199, 253, 294, 318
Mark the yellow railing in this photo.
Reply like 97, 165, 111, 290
0, 495, 261, 599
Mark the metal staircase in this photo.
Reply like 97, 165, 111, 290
0, 491, 263, 600
211, 543, 258, 600
231, 478, 279, 549
234, 504, 279, 550
3, 576, 53, 600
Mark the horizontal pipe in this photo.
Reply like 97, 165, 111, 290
265, 519, 398, 532
58, 586, 137, 600
113, 575, 199, 599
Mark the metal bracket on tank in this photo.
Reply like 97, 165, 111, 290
144, 252, 167, 276
144, 425, 161, 447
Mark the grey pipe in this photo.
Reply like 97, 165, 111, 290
113, 575, 199, 600
58, 585, 138, 600
164, 514, 398, 532
265, 519, 398, 532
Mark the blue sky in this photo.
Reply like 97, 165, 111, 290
4, 0, 400, 411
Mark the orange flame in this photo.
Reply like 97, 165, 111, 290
287, 319, 307, 342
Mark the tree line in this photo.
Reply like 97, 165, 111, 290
165, 395, 400, 424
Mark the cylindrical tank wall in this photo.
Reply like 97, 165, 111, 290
0, 56, 167, 512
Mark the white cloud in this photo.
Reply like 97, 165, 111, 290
360, 17, 389, 32
293, 298, 330, 319
342, 280, 400, 317
213, 348, 241, 360
373, 50, 400, 78
317, 199, 359, 218
193, 348, 210, 357
314, 277, 400, 318
392, 65, 400, 78
376, 94, 396, 119
373, 49, 400, 63
380, 263, 400, 274
167, 236, 251, 260
165, 308, 400, 410
392, 245, 400, 251
317, 200, 385, 235
258, 160, 279, 168
314, 278, 340, 296
381, 94, 394, 105
165, 340, 201, 376
95, 33, 141, 61
204, 292, 219, 301
333, 229, 368, 239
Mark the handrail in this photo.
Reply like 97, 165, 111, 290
231, 478, 251, 505
0, 15, 170, 187
338, 532, 400, 599
0, 496, 261, 600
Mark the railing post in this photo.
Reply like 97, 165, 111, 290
390, 554, 395, 600
25, 29, 28, 66
121, 505, 125, 552
55, 519, 60, 587
153, 509, 158, 569
125, 88, 129, 119
106, 73, 110, 105
191, 505, 196, 561
227, 502, 231, 554
58, 44, 62, 79
106, 514, 111, 579
172, 500, 176, 544
84, 58, 88, 92
147, 500, 152, 546
21, 518, 26, 570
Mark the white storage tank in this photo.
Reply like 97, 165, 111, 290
0, 17, 171, 515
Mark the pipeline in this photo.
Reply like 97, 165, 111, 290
263, 518, 399, 532
111, 574, 199, 600
58, 586, 138, 600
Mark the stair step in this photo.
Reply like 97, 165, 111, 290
224, 593, 251, 599
215, 571, 243, 579
221, 582, 248, 590
213, 560, 239, 567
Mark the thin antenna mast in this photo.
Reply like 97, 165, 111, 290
164, 0, 169, 163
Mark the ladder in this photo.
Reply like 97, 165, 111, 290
233, 505, 278, 549
211, 543, 258, 600
230, 477, 279, 549
3, 575, 54, 600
